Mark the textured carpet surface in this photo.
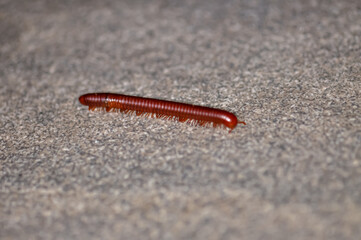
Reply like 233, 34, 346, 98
1, 0, 360, 239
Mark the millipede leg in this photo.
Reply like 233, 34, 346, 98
198, 120, 206, 126
179, 117, 187, 122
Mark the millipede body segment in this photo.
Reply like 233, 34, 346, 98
79, 93, 246, 131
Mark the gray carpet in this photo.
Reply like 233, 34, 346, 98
1, 0, 360, 239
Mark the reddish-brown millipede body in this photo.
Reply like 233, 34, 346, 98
79, 93, 246, 132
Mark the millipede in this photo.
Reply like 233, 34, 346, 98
79, 93, 246, 132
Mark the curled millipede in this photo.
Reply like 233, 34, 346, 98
79, 93, 246, 132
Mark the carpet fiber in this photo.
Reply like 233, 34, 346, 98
1, 0, 360, 239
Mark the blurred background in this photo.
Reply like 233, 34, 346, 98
1, 0, 360, 239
